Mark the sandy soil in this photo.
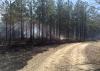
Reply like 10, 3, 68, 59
18, 44, 66, 71
0, 42, 100, 71
19, 42, 100, 71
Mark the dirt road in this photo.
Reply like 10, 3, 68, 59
18, 42, 100, 71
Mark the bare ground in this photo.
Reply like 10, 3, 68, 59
0, 42, 100, 71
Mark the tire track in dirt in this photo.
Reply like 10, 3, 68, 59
36, 43, 87, 71
54, 43, 100, 71
18, 44, 69, 71
56, 43, 89, 71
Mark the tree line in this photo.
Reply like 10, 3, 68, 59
0, 0, 100, 44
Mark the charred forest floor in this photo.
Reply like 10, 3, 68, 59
0, 42, 66, 71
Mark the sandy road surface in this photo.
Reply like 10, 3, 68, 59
19, 42, 100, 71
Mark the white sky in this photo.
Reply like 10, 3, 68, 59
0, 14, 1, 22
